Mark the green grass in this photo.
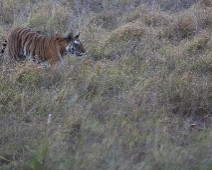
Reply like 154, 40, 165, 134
1, 0, 212, 170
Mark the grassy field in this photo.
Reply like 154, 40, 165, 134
1, 0, 212, 169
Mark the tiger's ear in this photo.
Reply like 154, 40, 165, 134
74, 32, 80, 39
67, 33, 74, 41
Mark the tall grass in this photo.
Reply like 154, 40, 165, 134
1, 0, 212, 170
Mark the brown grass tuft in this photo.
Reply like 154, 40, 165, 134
110, 21, 147, 41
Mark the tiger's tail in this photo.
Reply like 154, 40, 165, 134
0, 40, 7, 58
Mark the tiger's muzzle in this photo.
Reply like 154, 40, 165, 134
68, 45, 85, 58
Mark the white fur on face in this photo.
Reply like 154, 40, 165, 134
74, 40, 80, 45
66, 44, 74, 53
65, 41, 85, 58
65, 45, 70, 52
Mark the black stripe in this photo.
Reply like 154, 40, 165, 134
1, 40, 7, 54
24, 34, 35, 56
32, 36, 38, 57
15, 28, 25, 59
41, 37, 46, 60
18, 29, 29, 56
11, 29, 20, 60
22, 32, 33, 48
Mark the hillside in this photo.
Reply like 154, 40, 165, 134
1, 0, 212, 169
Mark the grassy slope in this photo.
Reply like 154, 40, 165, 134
1, 0, 212, 169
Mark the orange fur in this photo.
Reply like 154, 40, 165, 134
5, 28, 85, 66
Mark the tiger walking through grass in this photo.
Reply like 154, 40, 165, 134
0, 28, 86, 68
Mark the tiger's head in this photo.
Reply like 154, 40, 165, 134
66, 33, 85, 58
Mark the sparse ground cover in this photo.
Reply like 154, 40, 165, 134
1, 0, 212, 169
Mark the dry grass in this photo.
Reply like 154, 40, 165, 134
1, 0, 212, 170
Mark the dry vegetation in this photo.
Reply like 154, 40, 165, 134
1, 0, 212, 169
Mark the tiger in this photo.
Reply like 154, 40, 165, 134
0, 28, 86, 67
0, 40, 7, 57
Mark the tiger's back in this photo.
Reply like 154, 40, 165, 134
5, 28, 85, 67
